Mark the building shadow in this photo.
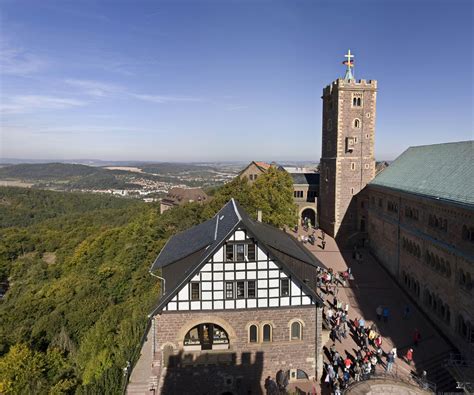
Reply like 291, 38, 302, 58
161, 350, 264, 395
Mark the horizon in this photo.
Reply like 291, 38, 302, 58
1, 0, 473, 162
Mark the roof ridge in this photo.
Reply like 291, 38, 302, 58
231, 198, 242, 221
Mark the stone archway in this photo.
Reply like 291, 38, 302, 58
300, 207, 316, 227
176, 315, 237, 348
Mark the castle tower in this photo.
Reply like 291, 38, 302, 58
318, 50, 377, 238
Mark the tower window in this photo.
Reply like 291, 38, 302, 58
249, 324, 258, 343
351, 187, 355, 195
351, 162, 356, 171
352, 97, 357, 106
357, 98, 362, 106
364, 164, 370, 169
354, 119, 361, 128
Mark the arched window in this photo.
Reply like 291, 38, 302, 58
291, 321, 302, 340
263, 324, 272, 342
357, 97, 362, 106
353, 97, 357, 106
249, 324, 258, 343
354, 119, 360, 128
183, 323, 229, 350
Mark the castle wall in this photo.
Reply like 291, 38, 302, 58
367, 185, 474, 356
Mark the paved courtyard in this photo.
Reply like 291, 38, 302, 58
292, 227, 457, 394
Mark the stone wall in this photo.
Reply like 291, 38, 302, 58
152, 306, 321, 394
366, 185, 474, 356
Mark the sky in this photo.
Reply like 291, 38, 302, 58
0, 0, 472, 162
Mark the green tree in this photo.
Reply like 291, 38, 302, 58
250, 167, 297, 227
0, 343, 46, 394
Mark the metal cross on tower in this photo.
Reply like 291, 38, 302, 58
343, 49, 355, 81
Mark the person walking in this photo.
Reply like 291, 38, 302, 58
386, 351, 395, 372
383, 307, 390, 322
376, 305, 383, 321
353, 362, 361, 382
358, 318, 366, 336
413, 328, 421, 347
405, 348, 414, 365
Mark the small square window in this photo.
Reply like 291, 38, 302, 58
247, 281, 256, 298
236, 244, 245, 261
191, 282, 200, 301
225, 282, 234, 299
281, 278, 290, 297
247, 244, 256, 261
225, 244, 234, 261
236, 281, 245, 299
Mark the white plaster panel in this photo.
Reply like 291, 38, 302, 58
213, 290, 223, 299
214, 263, 223, 271
178, 301, 189, 310
202, 291, 212, 300
202, 263, 212, 272
236, 299, 246, 309
269, 279, 279, 288
214, 272, 223, 281
225, 271, 235, 280
214, 301, 223, 309
258, 299, 268, 308
280, 272, 288, 278
268, 261, 279, 270
247, 262, 256, 270
214, 281, 223, 290
247, 299, 257, 308
258, 289, 268, 298
269, 288, 279, 297
258, 279, 268, 288
259, 270, 268, 278
291, 282, 301, 296
281, 297, 290, 306
258, 261, 268, 270
214, 247, 224, 262
225, 300, 235, 309
192, 274, 200, 282
269, 298, 279, 307
225, 263, 234, 271
178, 285, 189, 301
202, 282, 212, 291
191, 301, 200, 310
171, 294, 178, 302
234, 230, 246, 241
236, 262, 246, 271
258, 247, 267, 260
202, 301, 212, 310
247, 271, 256, 279
302, 296, 312, 305
201, 272, 212, 281
292, 297, 301, 306
269, 270, 279, 278
236, 271, 245, 280
167, 302, 177, 311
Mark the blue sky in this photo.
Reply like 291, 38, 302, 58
1, 0, 472, 162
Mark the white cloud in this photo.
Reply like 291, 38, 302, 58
0, 95, 86, 114
64, 79, 122, 97
131, 93, 205, 104
0, 43, 46, 76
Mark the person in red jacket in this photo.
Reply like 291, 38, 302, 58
405, 348, 414, 365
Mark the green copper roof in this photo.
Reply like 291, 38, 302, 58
370, 141, 474, 206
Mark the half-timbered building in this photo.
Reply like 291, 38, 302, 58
128, 199, 325, 394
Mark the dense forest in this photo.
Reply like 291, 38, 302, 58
0, 168, 296, 394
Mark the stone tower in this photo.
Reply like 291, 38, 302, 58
318, 50, 377, 238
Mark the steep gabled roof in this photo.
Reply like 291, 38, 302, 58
149, 199, 325, 316
370, 141, 474, 206
290, 172, 320, 185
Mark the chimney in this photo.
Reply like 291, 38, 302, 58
257, 210, 262, 222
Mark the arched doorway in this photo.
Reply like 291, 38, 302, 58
301, 208, 316, 227
183, 323, 230, 351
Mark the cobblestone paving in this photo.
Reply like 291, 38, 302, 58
291, 228, 453, 394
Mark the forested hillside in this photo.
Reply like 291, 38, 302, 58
0, 169, 296, 394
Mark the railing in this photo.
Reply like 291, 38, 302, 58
343, 365, 436, 394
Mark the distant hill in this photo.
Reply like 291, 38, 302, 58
0, 163, 101, 180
